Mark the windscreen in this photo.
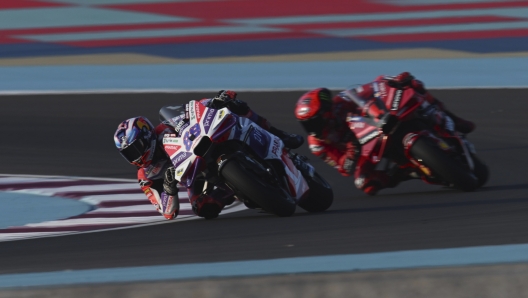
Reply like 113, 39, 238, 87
159, 105, 186, 127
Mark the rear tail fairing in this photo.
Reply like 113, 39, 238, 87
228, 117, 310, 200
228, 117, 283, 160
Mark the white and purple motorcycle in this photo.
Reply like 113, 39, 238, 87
159, 100, 333, 217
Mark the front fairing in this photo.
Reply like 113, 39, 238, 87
162, 100, 234, 182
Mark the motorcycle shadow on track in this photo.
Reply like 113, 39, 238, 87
477, 183, 528, 192
323, 184, 528, 216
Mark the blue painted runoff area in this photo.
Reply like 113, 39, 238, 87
0, 192, 91, 229
2, 36, 528, 59
3, 242, 528, 288
0, 57, 527, 92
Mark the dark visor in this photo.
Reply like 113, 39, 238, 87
120, 138, 148, 163
300, 113, 324, 138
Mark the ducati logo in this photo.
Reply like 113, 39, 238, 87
391, 89, 402, 111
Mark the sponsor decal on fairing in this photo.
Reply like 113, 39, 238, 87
218, 109, 225, 120
251, 126, 265, 146
349, 120, 365, 129
271, 137, 281, 157
176, 166, 185, 177
359, 130, 380, 145
182, 124, 201, 151
309, 144, 324, 152
247, 125, 270, 159
194, 101, 202, 122
174, 120, 188, 134
189, 101, 196, 122
163, 137, 179, 144
373, 82, 380, 100
445, 115, 455, 132
281, 152, 309, 200
171, 151, 192, 167
379, 82, 387, 98
347, 116, 363, 122
391, 89, 403, 111
202, 108, 217, 134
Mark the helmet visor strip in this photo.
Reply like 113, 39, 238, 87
300, 113, 324, 138
120, 138, 148, 165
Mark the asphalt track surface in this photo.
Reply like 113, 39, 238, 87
1, 89, 527, 278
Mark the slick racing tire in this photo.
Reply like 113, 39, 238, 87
471, 154, 489, 188
410, 137, 478, 192
221, 159, 296, 217
298, 172, 333, 212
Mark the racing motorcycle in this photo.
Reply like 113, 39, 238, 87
343, 87, 488, 192
159, 100, 333, 217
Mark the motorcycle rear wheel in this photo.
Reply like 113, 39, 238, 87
221, 159, 296, 217
410, 137, 478, 192
298, 172, 333, 212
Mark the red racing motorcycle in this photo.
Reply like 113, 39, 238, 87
343, 87, 488, 192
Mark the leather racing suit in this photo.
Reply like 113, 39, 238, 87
304, 72, 475, 195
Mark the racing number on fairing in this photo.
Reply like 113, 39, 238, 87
183, 124, 202, 151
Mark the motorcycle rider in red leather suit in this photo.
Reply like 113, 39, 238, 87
114, 90, 304, 219
294, 72, 475, 195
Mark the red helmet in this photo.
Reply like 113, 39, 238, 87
294, 88, 332, 138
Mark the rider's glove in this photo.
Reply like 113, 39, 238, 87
387, 72, 415, 89
163, 167, 179, 196
213, 90, 237, 105
341, 141, 359, 176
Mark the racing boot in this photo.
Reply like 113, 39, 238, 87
443, 110, 475, 134
425, 95, 475, 134
397, 72, 476, 135
269, 126, 305, 149
357, 167, 412, 196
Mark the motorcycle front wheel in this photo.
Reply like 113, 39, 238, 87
410, 137, 478, 192
220, 158, 296, 217
298, 172, 333, 212
471, 154, 489, 188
